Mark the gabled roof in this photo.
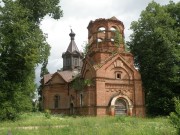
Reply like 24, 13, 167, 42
43, 70, 74, 85
57, 70, 74, 82
95, 53, 133, 71
43, 74, 52, 84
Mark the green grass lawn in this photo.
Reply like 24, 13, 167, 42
0, 113, 177, 135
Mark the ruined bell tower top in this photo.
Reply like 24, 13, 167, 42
87, 16, 124, 34
86, 17, 126, 64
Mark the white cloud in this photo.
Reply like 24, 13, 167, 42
35, 0, 179, 84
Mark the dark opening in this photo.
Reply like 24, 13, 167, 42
117, 73, 121, 79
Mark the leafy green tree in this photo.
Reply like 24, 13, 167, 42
0, 0, 63, 120
19, 0, 63, 23
127, 1, 180, 115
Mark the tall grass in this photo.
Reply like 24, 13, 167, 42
0, 113, 177, 135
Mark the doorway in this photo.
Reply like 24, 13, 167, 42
70, 103, 74, 115
115, 99, 127, 115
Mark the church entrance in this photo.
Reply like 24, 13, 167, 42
115, 99, 127, 115
70, 103, 74, 115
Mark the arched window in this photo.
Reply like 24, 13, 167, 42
111, 38, 114, 42
66, 57, 71, 66
74, 58, 78, 66
97, 38, 103, 43
98, 27, 106, 32
80, 94, 83, 107
110, 27, 117, 31
115, 72, 122, 79
54, 95, 60, 109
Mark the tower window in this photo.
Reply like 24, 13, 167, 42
66, 57, 71, 66
111, 38, 114, 42
116, 72, 122, 79
110, 27, 117, 31
97, 38, 103, 43
98, 27, 106, 32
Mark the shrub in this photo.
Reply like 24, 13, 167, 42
0, 102, 19, 121
44, 109, 51, 119
169, 98, 180, 134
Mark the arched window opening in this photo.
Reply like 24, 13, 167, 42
115, 99, 127, 115
111, 38, 114, 42
110, 27, 117, 31
80, 94, 83, 107
98, 27, 106, 33
66, 57, 71, 66
54, 95, 60, 109
117, 73, 121, 79
42, 96, 45, 109
97, 38, 103, 43
74, 58, 78, 66
115, 72, 122, 79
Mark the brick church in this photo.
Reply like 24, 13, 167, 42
41, 17, 145, 116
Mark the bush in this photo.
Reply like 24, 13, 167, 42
169, 98, 180, 134
0, 102, 19, 121
44, 109, 51, 119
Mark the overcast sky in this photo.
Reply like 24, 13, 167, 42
36, 0, 179, 84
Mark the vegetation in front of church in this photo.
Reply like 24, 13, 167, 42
127, 1, 180, 116
114, 30, 124, 47
71, 77, 93, 91
0, 113, 178, 135
0, 0, 63, 120
170, 98, 180, 135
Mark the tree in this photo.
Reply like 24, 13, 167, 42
0, 0, 63, 120
19, 0, 63, 23
127, 1, 180, 115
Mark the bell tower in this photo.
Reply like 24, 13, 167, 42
87, 17, 125, 65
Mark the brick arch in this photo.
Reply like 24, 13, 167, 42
95, 24, 108, 32
109, 24, 124, 36
110, 95, 133, 107
97, 26, 106, 31
109, 95, 133, 116
109, 26, 118, 31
